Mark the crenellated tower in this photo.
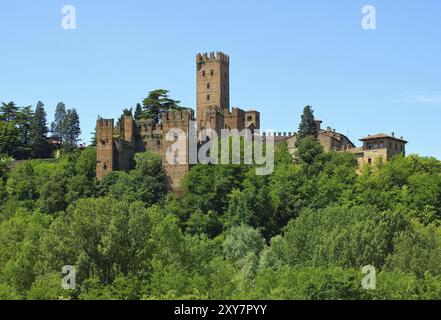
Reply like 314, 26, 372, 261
196, 51, 230, 134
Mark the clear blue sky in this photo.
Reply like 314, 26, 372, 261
1, 0, 440, 158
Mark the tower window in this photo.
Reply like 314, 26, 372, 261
202, 70, 206, 77
207, 82, 210, 89
207, 94, 210, 101
210, 69, 214, 76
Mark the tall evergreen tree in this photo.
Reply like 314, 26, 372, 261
51, 102, 67, 143
63, 108, 81, 151
15, 105, 33, 159
29, 101, 50, 158
134, 103, 142, 120
298, 105, 318, 139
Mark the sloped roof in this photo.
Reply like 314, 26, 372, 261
360, 133, 408, 143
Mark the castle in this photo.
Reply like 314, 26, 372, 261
96, 51, 408, 194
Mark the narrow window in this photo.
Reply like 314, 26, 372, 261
207, 82, 210, 89
210, 69, 214, 76
368, 158, 372, 165
202, 70, 206, 77
207, 94, 210, 101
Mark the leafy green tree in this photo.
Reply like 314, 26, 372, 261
223, 225, 265, 280
100, 152, 168, 206
295, 135, 324, 167
269, 163, 309, 229
0, 122, 20, 156
27, 273, 67, 300
0, 102, 35, 159
0, 283, 21, 300
182, 164, 247, 219
252, 267, 367, 300
386, 221, 441, 277
6, 162, 37, 203
0, 101, 20, 122
263, 205, 409, 270
0, 209, 52, 296
39, 198, 154, 287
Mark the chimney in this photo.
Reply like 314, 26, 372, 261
391, 132, 395, 138
315, 120, 322, 132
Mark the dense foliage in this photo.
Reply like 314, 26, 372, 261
1, 105, 441, 300
0, 139, 440, 299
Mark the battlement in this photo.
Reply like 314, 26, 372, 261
97, 118, 114, 128
231, 107, 245, 115
196, 51, 230, 63
262, 131, 295, 138
162, 109, 194, 122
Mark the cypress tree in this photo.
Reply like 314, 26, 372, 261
63, 108, 81, 151
298, 105, 318, 139
29, 101, 50, 158
51, 102, 67, 143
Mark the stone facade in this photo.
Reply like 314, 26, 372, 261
279, 120, 356, 157
96, 110, 194, 195
196, 52, 260, 135
349, 133, 407, 165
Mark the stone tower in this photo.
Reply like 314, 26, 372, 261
161, 109, 194, 196
96, 119, 114, 181
196, 51, 230, 133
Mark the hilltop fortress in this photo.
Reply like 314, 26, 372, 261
96, 51, 408, 194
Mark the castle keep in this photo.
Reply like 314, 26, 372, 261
96, 51, 408, 194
